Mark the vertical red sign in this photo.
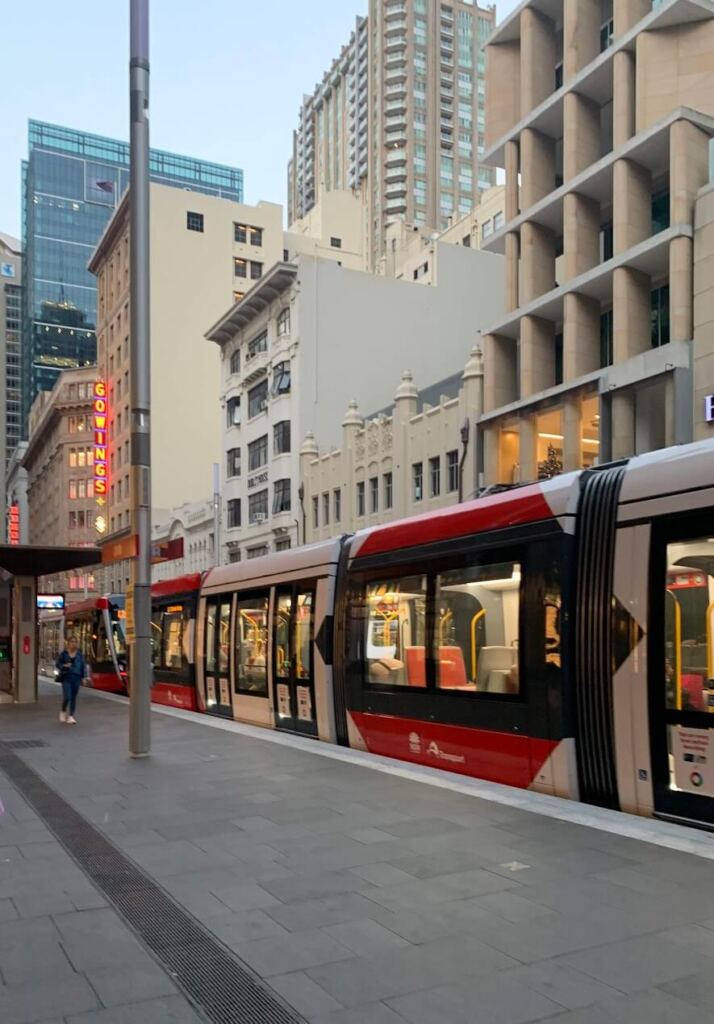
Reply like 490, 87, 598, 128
7, 505, 20, 545
94, 381, 108, 499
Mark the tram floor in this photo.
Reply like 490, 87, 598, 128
1, 683, 714, 1024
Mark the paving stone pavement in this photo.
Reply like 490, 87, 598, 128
2, 683, 714, 1023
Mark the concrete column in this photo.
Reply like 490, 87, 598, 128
563, 93, 601, 181
613, 51, 636, 147
520, 7, 556, 117
521, 222, 556, 303
505, 140, 519, 221
482, 425, 500, 486
563, 193, 600, 280
562, 395, 582, 472
505, 232, 520, 312
563, 292, 601, 379
12, 576, 37, 704
671, 120, 711, 224
613, 159, 651, 255
563, 0, 600, 80
461, 346, 484, 500
519, 415, 537, 482
520, 129, 555, 208
393, 373, 418, 519
613, 267, 651, 361
520, 315, 555, 397
670, 236, 694, 343
614, 0, 652, 37
483, 333, 517, 412
664, 375, 676, 448
611, 390, 636, 460
341, 401, 363, 529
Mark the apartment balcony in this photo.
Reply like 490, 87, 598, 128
242, 352, 269, 387
483, 0, 711, 169
385, 129, 407, 147
385, 1, 407, 16
386, 34, 407, 53
386, 82, 407, 97
386, 65, 408, 84
386, 99, 407, 116
385, 146, 406, 165
385, 18, 408, 34
385, 197, 408, 215
483, 225, 690, 341
385, 165, 407, 184
482, 107, 714, 256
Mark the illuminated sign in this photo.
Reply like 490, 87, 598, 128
7, 504, 20, 545
706, 395, 714, 423
93, 381, 108, 506
37, 594, 65, 611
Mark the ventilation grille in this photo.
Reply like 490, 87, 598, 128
0, 742, 301, 1024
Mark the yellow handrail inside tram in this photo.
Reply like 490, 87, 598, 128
470, 609, 486, 683
666, 590, 682, 710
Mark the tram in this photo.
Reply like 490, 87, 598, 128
188, 438, 714, 828
44, 438, 714, 828
38, 595, 128, 692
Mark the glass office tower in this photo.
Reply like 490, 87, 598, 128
22, 121, 244, 430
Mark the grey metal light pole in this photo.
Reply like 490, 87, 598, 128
129, 0, 152, 757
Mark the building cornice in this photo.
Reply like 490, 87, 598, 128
205, 262, 297, 346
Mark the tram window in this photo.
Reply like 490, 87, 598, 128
218, 601, 231, 673
235, 593, 269, 695
206, 603, 217, 673
151, 613, 162, 667
275, 593, 292, 682
665, 539, 714, 711
435, 561, 520, 694
295, 592, 313, 680
364, 576, 427, 686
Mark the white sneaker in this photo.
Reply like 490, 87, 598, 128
59, 711, 67, 723
67, 716, 77, 725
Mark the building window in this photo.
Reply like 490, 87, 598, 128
357, 481, 365, 517
272, 361, 291, 396
247, 331, 267, 360
234, 258, 247, 278
78, 479, 86, 499
230, 349, 241, 374
272, 479, 291, 514
554, 62, 563, 90
494, 211, 505, 231
600, 221, 613, 262
247, 545, 268, 559
227, 396, 241, 427
330, 237, 342, 248
248, 490, 268, 524
78, 448, 86, 467
248, 379, 268, 418
368, 476, 378, 514
273, 420, 291, 455
228, 550, 241, 563
481, 219, 493, 240
68, 479, 77, 500
69, 448, 77, 467
429, 456, 441, 498
555, 332, 563, 386
250, 261, 263, 280
227, 447, 241, 478
447, 450, 459, 493
413, 462, 423, 502
248, 434, 268, 471
334, 488, 341, 523
186, 211, 204, 233
275, 538, 291, 551
600, 309, 613, 367
235, 223, 264, 246
312, 495, 319, 529
383, 472, 393, 510
322, 493, 330, 526
277, 307, 290, 337
600, 18, 614, 51
69, 511, 77, 530
651, 190, 670, 234
651, 284, 670, 348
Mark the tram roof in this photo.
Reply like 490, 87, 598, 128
204, 538, 342, 592
0, 545, 101, 578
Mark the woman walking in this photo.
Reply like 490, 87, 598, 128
56, 635, 85, 724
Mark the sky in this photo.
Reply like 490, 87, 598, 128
0, 0, 521, 241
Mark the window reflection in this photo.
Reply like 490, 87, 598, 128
236, 594, 268, 695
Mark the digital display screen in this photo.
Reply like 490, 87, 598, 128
37, 594, 65, 610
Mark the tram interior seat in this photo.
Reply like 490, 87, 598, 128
477, 646, 517, 693
681, 673, 705, 710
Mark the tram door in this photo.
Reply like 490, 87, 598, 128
204, 596, 233, 717
652, 523, 714, 826
273, 584, 317, 736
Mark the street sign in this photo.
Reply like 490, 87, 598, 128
125, 585, 135, 644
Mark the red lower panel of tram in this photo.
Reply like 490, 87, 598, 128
88, 671, 125, 694
350, 711, 558, 789
152, 682, 198, 712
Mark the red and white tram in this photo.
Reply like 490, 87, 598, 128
38, 595, 128, 692
44, 439, 714, 828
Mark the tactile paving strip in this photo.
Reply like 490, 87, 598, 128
0, 741, 302, 1024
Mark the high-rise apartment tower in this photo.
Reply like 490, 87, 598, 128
288, 2, 496, 268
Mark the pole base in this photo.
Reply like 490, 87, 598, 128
129, 751, 150, 759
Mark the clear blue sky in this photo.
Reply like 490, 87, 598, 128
0, 0, 520, 240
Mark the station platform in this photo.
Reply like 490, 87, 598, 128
2, 684, 714, 1024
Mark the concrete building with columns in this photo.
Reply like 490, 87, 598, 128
301, 347, 484, 544
480, 0, 714, 484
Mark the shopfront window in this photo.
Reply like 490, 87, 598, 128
665, 539, 714, 712
536, 409, 564, 479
